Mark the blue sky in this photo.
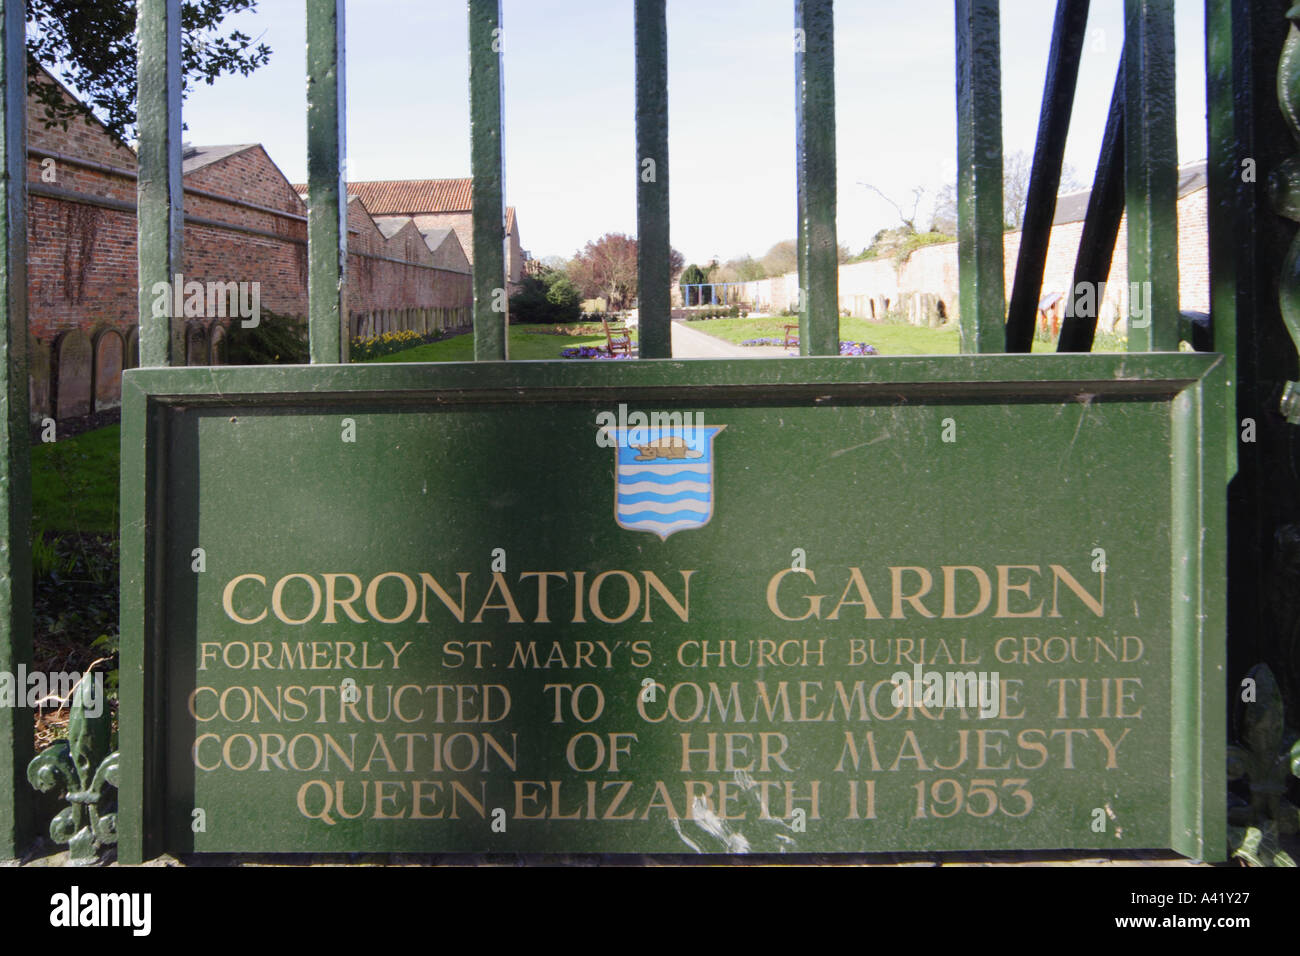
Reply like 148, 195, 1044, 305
179, 1, 1207, 265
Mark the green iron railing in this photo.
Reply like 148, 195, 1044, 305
2, 0, 1297, 861
0, 0, 31, 858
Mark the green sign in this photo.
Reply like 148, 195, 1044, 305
118, 354, 1227, 860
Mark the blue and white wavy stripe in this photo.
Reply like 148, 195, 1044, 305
616, 500, 711, 518
616, 479, 710, 496
618, 489, 710, 505
617, 463, 709, 477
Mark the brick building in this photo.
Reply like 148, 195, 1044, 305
25, 68, 475, 422
338, 179, 526, 292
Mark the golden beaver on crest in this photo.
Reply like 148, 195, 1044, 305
633, 436, 704, 461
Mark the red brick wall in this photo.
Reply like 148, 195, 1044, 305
23, 82, 472, 419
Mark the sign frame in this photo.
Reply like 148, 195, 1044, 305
118, 352, 1228, 862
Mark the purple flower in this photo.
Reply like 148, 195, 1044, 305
561, 346, 632, 360
839, 341, 879, 356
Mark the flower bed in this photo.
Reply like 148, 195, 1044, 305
739, 336, 879, 355
838, 341, 879, 356
560, 346, 633, 360
349, 329, 450, 361
526, 324, 608, 336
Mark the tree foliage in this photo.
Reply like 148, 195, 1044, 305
26, 0, 273, 143
761, 240, 798, 277
568, 233, 684, 312
754, 240, 849, 278
509, 267, 582, 324
679, 262, 706, 287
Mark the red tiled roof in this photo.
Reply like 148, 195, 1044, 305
345, 178, 473, 214
289, 178, 518, 236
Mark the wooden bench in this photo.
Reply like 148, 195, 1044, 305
783, 323, 799, 348
602, 316, 632, 356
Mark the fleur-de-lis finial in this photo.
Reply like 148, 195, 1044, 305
26, 676, 118, 864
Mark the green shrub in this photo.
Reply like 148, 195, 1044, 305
32, 532, 74, 578
224, 310, 309, 365
892, 231, 956, 264
685, 305, 744, 321
511, 271, 582, 324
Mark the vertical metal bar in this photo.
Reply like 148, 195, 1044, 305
1203, 0, 1237, 476
1168, 373, 1227, 861
137, 0, 183, 368
0, 0, 31, 858
1207, 0, 1296, 726
636, 0, 671, 358
1057, 59, 1126, 353
1005, 0, 1091, 352
306, 0, 347, 364
469, 0, 507, 361
1124, 0, 1179, 351
956, 0, 1006, 354
795, 0, 839, 356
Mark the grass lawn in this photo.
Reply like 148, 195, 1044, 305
26, 329, 618, 535
369, 326, 617, 363
32, 424, 120, 535
683, 316, 1115, 355
683, 316, 958, 353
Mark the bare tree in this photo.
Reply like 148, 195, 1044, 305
858, 182, 926, 233
930, 150, 1085, 233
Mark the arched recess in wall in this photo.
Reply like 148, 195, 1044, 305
29, 335, 51, 424
208, 324, 227, 365
52, 328, 93, 420
185, 322, 208, 367
125, 326, 139, 369
91, 327, 125, 412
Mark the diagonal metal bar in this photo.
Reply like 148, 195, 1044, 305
795, 0, 839, 356
469, 0, 508, 361
0, 0, 31, 858
306, 0, 347, 364
136, 0, 183, 368
1006, 0, 1091, 352
1124, 0, 1179, 351
635, 0, 671, 358
956, 0, 1006, 354
1058, 58, 1127, 353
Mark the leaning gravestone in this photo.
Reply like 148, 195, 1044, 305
53, 329, 92, 420
118, 354, 1225, 861
93, 330, 124, 412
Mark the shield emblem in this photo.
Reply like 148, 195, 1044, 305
608, 423, 725, 539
